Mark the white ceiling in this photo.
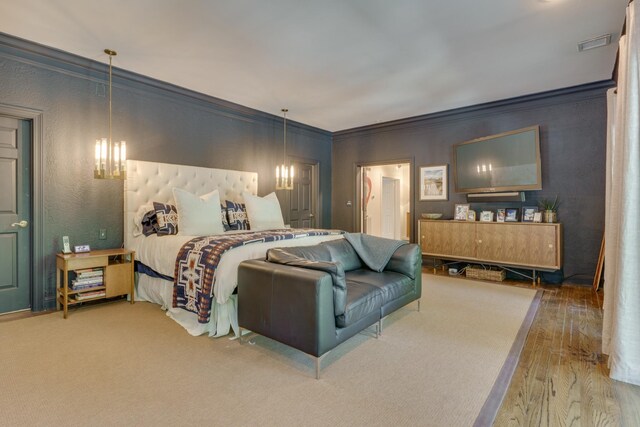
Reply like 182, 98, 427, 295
0, 0, 628, 131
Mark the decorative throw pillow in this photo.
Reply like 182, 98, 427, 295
225, 200, 250, 230
153, 202, 179, 236
141, 210, 159, 236
172, 188, 224, 236
242, 192, 285, 231
221, 204, 231, 231
133, 203, 155, 237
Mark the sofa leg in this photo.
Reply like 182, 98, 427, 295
316, 357, 321, 379
315, 353, 327, 379
378, 319, 383, 336
417, 299, 421, 312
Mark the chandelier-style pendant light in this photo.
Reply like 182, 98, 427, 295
94, 49, 127, 179
275, 108, 294, 190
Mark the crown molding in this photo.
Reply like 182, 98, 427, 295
333, 80, 615, 139
0, 32, 332, 137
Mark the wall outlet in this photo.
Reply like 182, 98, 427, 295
99, 228, 107, 240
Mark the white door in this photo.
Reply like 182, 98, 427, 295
381, 177, 398, 239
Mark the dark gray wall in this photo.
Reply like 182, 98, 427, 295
0, 34, 332, 310
332, 82, 612, 282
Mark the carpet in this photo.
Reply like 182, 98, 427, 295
0, 274, 540, 426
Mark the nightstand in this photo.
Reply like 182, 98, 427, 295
56, 248, 135, 318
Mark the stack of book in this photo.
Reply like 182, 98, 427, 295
71, 268, 104, 292
74, 290, 106, 301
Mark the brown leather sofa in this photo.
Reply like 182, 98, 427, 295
237, 236, 422, 378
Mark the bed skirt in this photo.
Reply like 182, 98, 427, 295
135, 273, 238, 338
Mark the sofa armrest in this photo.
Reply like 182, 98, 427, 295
267, 248, 347, 316
237, 259, 338, 357
385, 243, 421, 280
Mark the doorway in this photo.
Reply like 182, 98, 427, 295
0, 115, 32, 314
359, 162, 411, 241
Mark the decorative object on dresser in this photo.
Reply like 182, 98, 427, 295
480, 211, 494, 222
467, 210, 476, 221
454, 203, 470, 221
421, 213, 443, 220
418, 219, 562, 285
505, 208, 519, 222
538, 196, 559, 223
419, 164, 448, 201
496, 208, 506, 222
521, 206, 538, 222
56, 248, 135, 318
93, 49, 127, 180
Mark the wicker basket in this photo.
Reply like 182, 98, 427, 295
465, 265, 506, 282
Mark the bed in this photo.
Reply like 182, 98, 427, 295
124, 160, 343, 338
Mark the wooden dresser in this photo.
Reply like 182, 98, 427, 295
418, 219, 562, 271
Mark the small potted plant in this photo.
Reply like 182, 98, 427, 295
538, 196, 559, 223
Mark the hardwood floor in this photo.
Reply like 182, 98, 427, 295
490, 282, 640, 426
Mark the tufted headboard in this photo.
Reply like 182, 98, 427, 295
124, 160, 258, 249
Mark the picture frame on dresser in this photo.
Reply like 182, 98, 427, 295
522, 206, 538, 222
480, 211, 494, 222
454, 203, 470, 221
496, 209, 506, 223
419, 164, 448, 201
505, 208, 519, 222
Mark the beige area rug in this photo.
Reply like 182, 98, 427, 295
0, 275, 539, 427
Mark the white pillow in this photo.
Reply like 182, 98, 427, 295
172, 188, 224, 236
242, 192, 285, 231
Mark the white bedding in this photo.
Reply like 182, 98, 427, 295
132, 231, 343, 337
124, 160, 342, 338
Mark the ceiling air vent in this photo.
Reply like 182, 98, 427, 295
577, 34, 612, 52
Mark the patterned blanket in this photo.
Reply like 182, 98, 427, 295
173, 228, 344, 323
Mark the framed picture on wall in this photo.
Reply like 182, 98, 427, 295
419, 164, 448, 201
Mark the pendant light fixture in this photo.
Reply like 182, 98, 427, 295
275, 108, 294, 190
94, 48, 127, 179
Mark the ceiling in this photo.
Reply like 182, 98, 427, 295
0, 0, 628, 131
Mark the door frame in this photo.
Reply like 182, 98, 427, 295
0, 104, 45, 312
354, 158, 415, 242
287, 155, 321, 228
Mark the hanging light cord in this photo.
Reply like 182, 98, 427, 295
282, 108, 288, 164
105, 49, 116, 147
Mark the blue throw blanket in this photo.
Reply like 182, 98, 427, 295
344, 233, 406, 272
174, 228, 344, 323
